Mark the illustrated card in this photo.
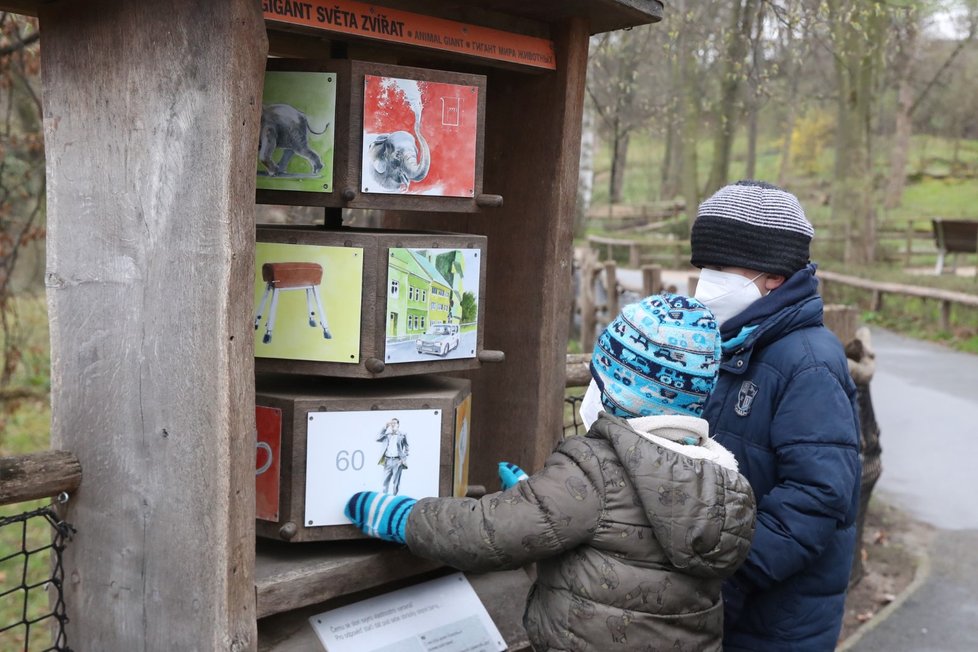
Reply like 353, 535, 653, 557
361, 75, 479, 197
254, 242, 363, 363
453, 395, 472, 498
257, 70, 336, 193
255, 405, 283, 521
384, 247, 480, 364
304, 409, 442, 527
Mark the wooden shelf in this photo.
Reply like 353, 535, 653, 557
256, 539, 444, 618
257, 556, 534, 652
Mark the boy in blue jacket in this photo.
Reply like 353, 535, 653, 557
690, 180, 862, 651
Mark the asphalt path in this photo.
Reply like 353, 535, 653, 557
843, 327, 978, 651
863, 327, 978, 530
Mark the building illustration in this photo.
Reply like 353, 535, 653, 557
387, 248, 469, 340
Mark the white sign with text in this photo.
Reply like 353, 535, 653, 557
309, 573, 506, 652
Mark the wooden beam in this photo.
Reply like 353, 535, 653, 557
819, 270, 978, 307
0, 0, 47, 16
565, 353, 591, 388
0, 450, 81, 506
255, 541, 443, 619
39, 1, 266, 649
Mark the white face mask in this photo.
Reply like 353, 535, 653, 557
694, 268, 764, 327
579, 379, 604, 431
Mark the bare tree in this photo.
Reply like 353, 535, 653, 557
825, 0, 892, 264
704, 0, 763, 196
587, 26, 660, 204
885, 1, 978, 208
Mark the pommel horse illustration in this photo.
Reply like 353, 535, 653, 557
254, 262, 332, 344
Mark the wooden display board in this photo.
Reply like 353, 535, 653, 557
255, 225, 492, 378
256, 59, 496, 213
254, 375, 471, 543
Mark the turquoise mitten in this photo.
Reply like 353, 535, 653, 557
498, 462, 529, 490
344, 491, 417, 544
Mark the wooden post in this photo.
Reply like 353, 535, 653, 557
641, 264, 662, 297
40, 1, 266, 649
905, 222, 913, 266
823, 305, 859, 345
687, 274, 699, 296
940, 300, 952, 332
628, 242, 640, 268
604, 261, 619, 319
871, 289, 883, 312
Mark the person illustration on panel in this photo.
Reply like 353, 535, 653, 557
377, 418, 409, 495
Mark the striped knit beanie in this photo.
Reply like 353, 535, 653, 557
691, 180, 814, 277
590, 294, 721, 419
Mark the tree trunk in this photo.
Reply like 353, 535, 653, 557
884, 11, 918, 210
576, 100, 596, 235
678, 17, 700, 224
776, 104, 796, 187
660, 122, 676, 200
776, 27, 801, 187
661, 50, 684, 200
830, 2, 886, 265
744, 2, 765, 181
745, 101, 758, 180
704, 0, 760, 196
610, 129, 631, 204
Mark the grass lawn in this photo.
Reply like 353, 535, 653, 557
0, 293, 56, 650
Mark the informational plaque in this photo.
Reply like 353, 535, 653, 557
309, 573, 506, 652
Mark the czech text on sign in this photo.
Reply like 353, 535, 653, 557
262, 0, 556, 71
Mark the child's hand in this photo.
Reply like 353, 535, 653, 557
498, 462, 529, 490
344, 491, 417, 544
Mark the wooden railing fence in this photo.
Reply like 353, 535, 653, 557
819, 270, 978, 331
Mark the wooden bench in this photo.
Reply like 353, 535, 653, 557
931, 219, 978, 274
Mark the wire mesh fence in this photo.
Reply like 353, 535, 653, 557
0, 505, 74, 652
563, 390, 586, 440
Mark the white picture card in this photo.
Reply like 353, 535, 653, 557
305, 408, 442, 526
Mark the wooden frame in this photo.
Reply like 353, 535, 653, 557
255, 225, 491, 378
257, 59, 494, 213
22, 1, 663, 649
254, 375, 470, 543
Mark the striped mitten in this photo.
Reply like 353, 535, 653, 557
344, 492, 417, 544
498, 462, 529, 490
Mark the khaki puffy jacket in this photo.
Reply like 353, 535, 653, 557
406, 413, 756, 651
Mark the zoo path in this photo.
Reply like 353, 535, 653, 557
841, 327, 978, 652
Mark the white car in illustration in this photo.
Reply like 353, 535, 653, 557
415, 323, 460, 357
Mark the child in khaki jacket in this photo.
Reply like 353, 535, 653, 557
346, 294, 756, 651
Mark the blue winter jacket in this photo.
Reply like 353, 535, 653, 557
703, 265, 861, 652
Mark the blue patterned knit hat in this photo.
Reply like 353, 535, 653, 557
590, 294, 721, 418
